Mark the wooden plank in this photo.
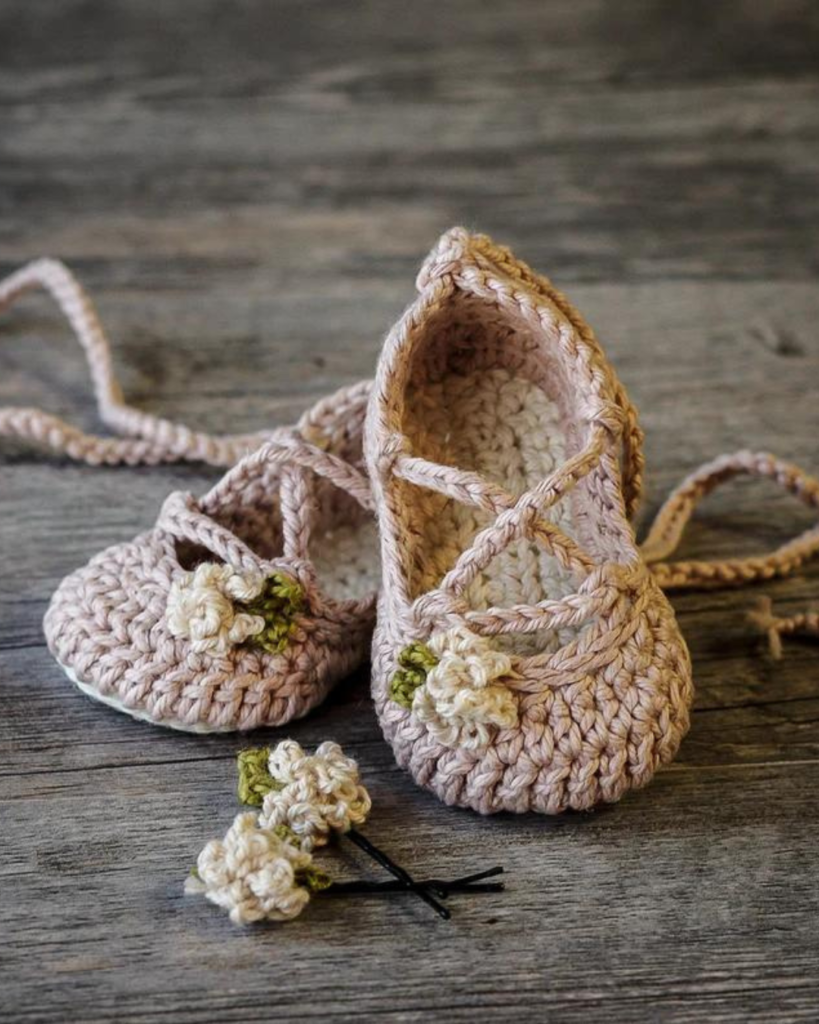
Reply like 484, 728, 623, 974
2, 758, 819, 1023
1, 0, 818, 1020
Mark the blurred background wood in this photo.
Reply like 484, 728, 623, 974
1, 2, 818, 1021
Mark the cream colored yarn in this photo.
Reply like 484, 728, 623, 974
185, 812, 312, 924
412, 627, 519, 750
365, 227, 819, 816
260, 740, 372, 851
166, 563, 267, 654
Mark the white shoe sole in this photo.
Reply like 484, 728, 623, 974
57, 660, 230, 734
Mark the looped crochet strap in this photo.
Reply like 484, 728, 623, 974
641, 451, 819, 590
394, 422, 616, 607
157, 491, 272, 577
156, 491, 317, 593
203, 431, 374, 514
747, 597, 819, 660
407, 443, 819, 639
412, 563, 647, 636
1, 256, 374, 603
157, 425, 376, 577
419, 227, 646, 520
0, 258, 273, 467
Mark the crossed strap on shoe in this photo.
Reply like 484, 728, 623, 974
3, 256, 819, 652
383, 397, 653, 639
406, 230, 819, 649
156, 429, 374, 605
385, 415, 819, 643
416, 226, 647, 522
0, 257, 375, 613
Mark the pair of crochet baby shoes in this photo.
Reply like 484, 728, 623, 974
4, 230, 818, 815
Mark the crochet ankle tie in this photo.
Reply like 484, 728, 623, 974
747, 597, 819, 659
1, 258, 382, 732
396, 437, 819, 642
365, 227, 819, 816
2, 254, 817, 664
643, 450, 819, 656
0, 258, 281, 467
155, 431, 374, 601
396, 230, 819, 649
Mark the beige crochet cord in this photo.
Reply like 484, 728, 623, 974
365, 228, 819, 815
3, 252, 817, 744
0, 259, 379, 731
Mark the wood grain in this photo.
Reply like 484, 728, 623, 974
1, 1, 818, 1021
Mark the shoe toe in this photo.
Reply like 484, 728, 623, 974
374, 593, 693, 814
44, 529, 365, 732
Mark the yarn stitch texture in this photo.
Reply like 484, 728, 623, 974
184, 812, 315, 924
364, 227, 819, 815
42, 387, 381, 731
165, 562, 271, 654
410, 627, 520, 750
3, 251, 818, 749
0, 257, 381, 732
192, 740, 509, 924
747, 597, 819, 660
247, 740, 372, 851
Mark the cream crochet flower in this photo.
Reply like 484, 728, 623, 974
166, 562, 265, 654
184, 812, 312, 924
259, 740, 372, 851
412, 627, 519, 750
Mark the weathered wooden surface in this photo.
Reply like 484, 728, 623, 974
1, 1, 819, 1021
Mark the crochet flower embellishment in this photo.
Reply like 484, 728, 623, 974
390, 627, 519, 750
184, 812, 324, 925
166, 562, 304, 655
239, 740, 372, 852
185, 740, 507, 924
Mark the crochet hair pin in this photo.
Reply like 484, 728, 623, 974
185, 740, 505, 925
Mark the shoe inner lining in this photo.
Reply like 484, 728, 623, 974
401, 367, 583, 655
311, 517, 380, 601
192, 419, 380, 603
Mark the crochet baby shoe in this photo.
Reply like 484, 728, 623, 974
0, 257, 379, 731
44, 386, 380, 731
365, 228, 694, 814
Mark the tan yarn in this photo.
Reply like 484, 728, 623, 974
0, 258, 274, 466
747, 597, 819, 660
3, 251, 817, 747
365, 228, 819, 815
0, 258, 380, 731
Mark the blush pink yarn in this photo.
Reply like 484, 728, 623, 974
4, 251, 818, 746
43, 387, 379, 731
1, 258, 379, 731
364, 228, 819, 815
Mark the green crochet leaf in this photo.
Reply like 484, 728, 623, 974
240, 572, 305, 655
297, 865, 334, 893
388, 642, 439, 709
272, 823, 299, 846
236, 746, 283, 806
